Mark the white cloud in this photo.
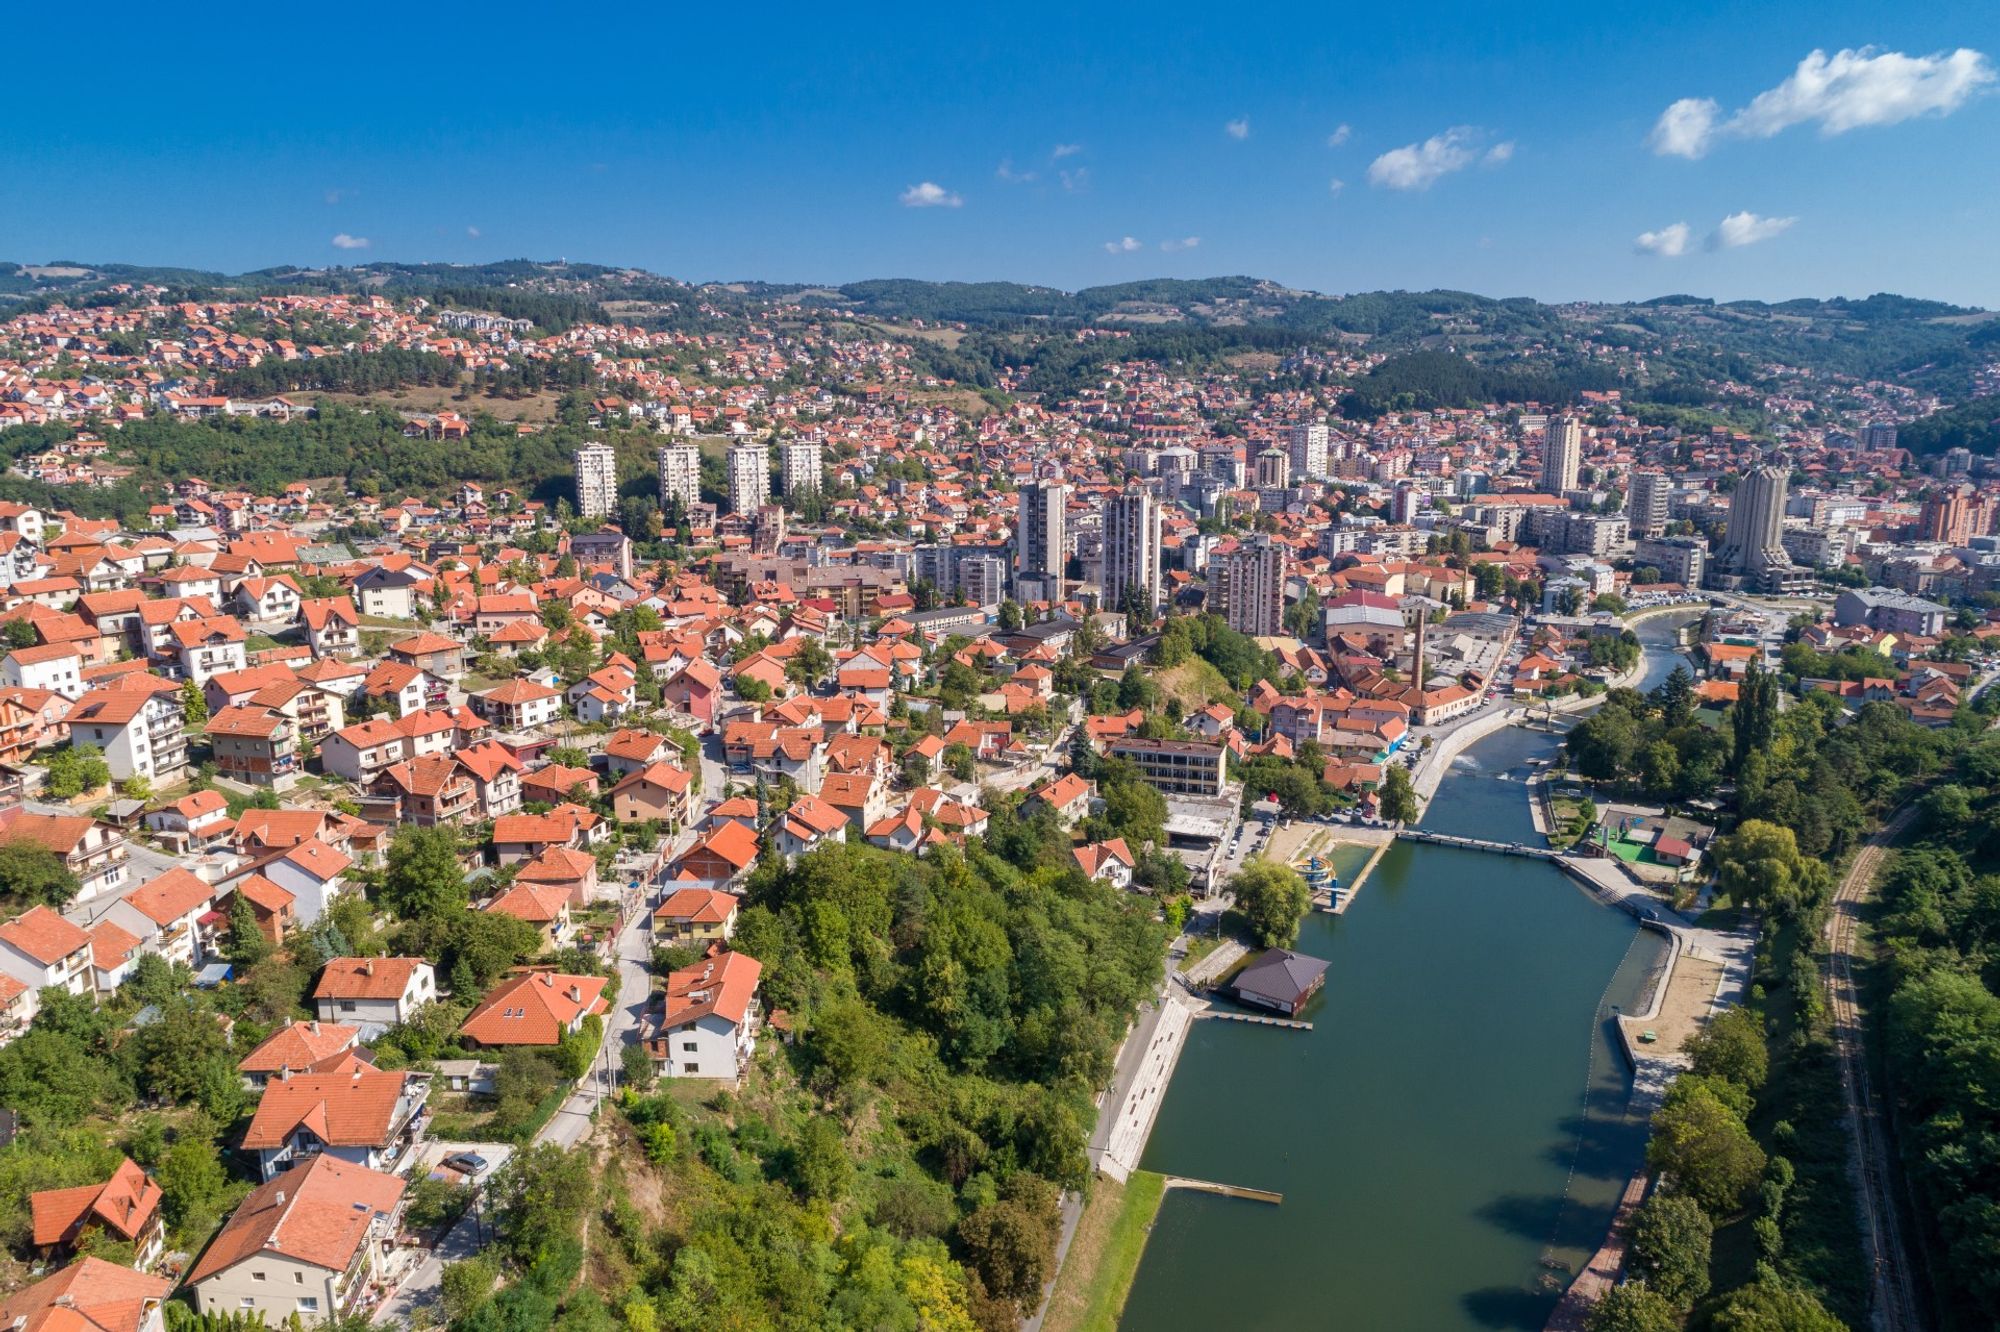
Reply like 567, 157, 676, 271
1059, 167, 1090, 192
1104, 236, 1143, 254
1367, 126, 1502, 189
1648, 97, 1721, 158
323, 187, 347, 205
996, 158, 1036, 184
1709, 211, 1797, 249
1160, 237, 1201, 252
1326, 123, 1352, 147
1225, 117, 1250, 140
1651, 47, 1994, 158
1052, 142, 1084, 158
330, 233, 369, 250
899, 181, 963, 208
1328, 178, 1346, 195
466, 226, 481, 238
1633, 222, 1691, 257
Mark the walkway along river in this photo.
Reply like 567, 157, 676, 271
1115, 615, 1697, 1330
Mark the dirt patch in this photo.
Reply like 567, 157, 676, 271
1623, 951, 1725, 1056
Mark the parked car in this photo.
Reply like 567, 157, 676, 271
442, 1152, 490, 1177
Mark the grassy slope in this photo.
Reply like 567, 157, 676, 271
1155, 658, 1237, 715
1041, 1170, 1168, 1332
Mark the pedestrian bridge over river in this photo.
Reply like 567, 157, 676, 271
1396, 828, 1563, 860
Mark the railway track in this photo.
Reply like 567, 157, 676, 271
1825, 807, 1923, 1332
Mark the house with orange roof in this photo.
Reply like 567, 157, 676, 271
205, 701, 301, 791
1074, 838, 1136, 889
492, 804, 599, 865
470, 676, 562, 730
370, 754, 478, 828
238, 1063, 430, 1181
598, 727, 682, 777
609, 762, 694, 826
65, 677, 189, 787
0, 903, 93, 997
459, 970, 608, 1048
673, 817, 760, 886
453, 739, 524, 817
99, 868, 218, 969
647, 949, 762, 1081
139, 789, 229, 853
1026, 771, 1094, 827
0, 1255, 171, 1332
652, 887, 739, 946
185, 1155, 406, 1324
29, 1158, 164, 1270
235, 1019, 363, 1089
482, 881, 575, 948
515, 846, 600, 907
167, 614, 247, 684
0, 684, 70, 764
311, 957, 437, 1034
774, 793, 850, 861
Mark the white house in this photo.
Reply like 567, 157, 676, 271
648, 949, 762, 1080
0, 906, 92, 997
310, 957, 437, 1036
185, 1156, 405, 1327
0, 644, 83, 700
66, 683, 191, 786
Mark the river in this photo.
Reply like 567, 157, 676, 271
1116, 613, 1697, 1331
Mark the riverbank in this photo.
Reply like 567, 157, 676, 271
1038, 1170, 1167, 1332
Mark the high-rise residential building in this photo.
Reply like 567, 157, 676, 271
959, 555, 1008, 608
1390, 482, 1427, 526
1210, 534, 1287, 637
780, 440, 823, 496
1015, 480, 1069, 588
1628, 469, 1671, 538
1542, 415, 1581, 495
657, 443, 700, 514
1101, 487, 1162, 617
726, 443, 770, 515
1254, 447, 1291, 490
1712, 464, 1792, 587
1201, 443, 1245, 488
1862, 422, 1899, 451
1283, 423, 1329, 480
1634, 535, 1707, 589
1920, 484, 1981, 544
573, 442, 619, 519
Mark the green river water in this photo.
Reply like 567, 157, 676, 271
1117, 616, 1696, 1330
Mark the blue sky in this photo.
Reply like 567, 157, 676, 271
4, 1, 1998, 304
